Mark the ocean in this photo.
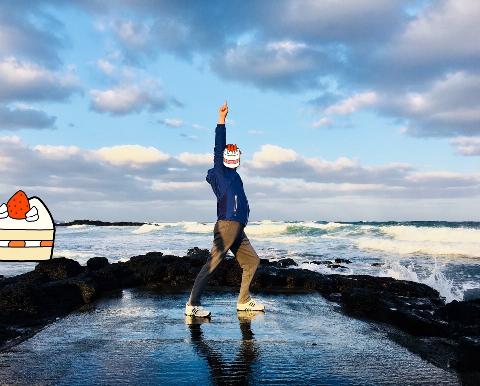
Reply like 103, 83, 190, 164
1, 220, 479, 303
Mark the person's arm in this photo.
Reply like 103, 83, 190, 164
214, 101, 228, 170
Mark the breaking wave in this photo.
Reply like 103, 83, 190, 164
356, 225, 480, 258
381, 260, 462, 302
132, 223, 171, 234
130, 220, 480, 258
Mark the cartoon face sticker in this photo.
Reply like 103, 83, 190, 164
223, 144, 241, 168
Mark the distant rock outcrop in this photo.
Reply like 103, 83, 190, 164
56, 220, 145, 226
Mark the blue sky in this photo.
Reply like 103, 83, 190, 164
0, 0, 479, 221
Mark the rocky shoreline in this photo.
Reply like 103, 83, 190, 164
1, 248, 479, 379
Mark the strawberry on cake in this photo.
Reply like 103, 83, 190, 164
0, 190, 55, 261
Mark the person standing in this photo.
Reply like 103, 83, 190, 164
185, 101, 265, 317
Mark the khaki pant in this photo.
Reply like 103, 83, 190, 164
188, 220, 260, 306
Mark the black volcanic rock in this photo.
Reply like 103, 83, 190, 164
186, 247, 210, 260
87, 256, 109, 271
275, 258, 298, 268
34, 257, 84, 280
309, 260, 332, 265
260, 258, 298, 268
56, 219, 145, 226
434, 299, 480, 336
327, 264, 347, 269
0, 251, 479, 374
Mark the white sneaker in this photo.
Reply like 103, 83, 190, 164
185, 303, 211, 317
237, 298, 265, 312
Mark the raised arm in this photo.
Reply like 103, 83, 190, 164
214, 101, 228, 169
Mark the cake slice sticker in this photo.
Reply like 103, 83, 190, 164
0, 190, 55, 261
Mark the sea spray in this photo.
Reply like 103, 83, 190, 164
381, 258, 463, 302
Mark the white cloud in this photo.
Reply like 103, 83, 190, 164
111, 20, 149, 48
176, 152, 213, 165
192, 123, 208, 131
95, 145, 170, 166
180, 133, 199, 141
451, 137, 480, 156
389, 0, 480, 68
97, 59, 115, 75
0, 57, 80, 102
151, 181, 204, 191
211, 39, 330, 91
0, 4, 65, 67
247, 129, 265, 135
0, 105, 56, 130
159, 118, 183, 127
90, 84, 167, 115
34, 145, 82, 159
248, 144, 298, 168
324, 91, 378, 115
311, 117, 332, 128
382, 71, 480, 136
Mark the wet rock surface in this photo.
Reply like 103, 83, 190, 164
1, 248, 479, 380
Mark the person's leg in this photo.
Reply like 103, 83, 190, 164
230, 231, 260, 304
188, 220, 244, 306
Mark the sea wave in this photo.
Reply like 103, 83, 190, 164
181, 221, 214, 234
380, 260, 467, 302
245, 220, 290, 236
381, 225, 480, 244
67, 224, 88, 229
53, 250, 96, 260
356, 237, 480, 258
356, 225, 480, 258
132, 223, 170, 234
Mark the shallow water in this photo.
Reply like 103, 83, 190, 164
0, 290, 460, 385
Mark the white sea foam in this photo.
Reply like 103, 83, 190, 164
181, 221, 214, 234
264, 235, 309, 244
356, 238, 480, 257
355, 225, 480, 258
53, 250, 96, 260
132, 223, 169, 234
300, 221, 346, 231
381, 225, 480, 244
356, 229, 480, 258
380, 259, 463, 302
67, 224, 88, 229
246, 220, 290, 236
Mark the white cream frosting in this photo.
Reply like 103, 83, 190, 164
0, 203, 7, 219
26, 206, 39, 222
0, 197, 53, 230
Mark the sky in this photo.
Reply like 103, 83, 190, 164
0, 0, 479, 222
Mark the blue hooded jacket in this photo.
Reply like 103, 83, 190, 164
206, 123, 250, 226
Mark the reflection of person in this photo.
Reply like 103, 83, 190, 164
185, 311, 261, 384
185, 101, 265, 317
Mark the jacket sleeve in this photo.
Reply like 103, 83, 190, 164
214, 123, 226, 170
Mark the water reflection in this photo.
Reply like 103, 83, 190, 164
185, 311, 261, 385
